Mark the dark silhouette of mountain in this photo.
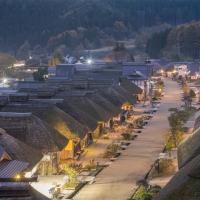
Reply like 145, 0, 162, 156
146, 22, 200, 60
1, 0, 200, 54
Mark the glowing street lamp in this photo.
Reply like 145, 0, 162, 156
15, 174, 21, 180
86, 58, 93, 65
2, 78, 7, 84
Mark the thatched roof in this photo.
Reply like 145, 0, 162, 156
88, 92, 121, 117
0, 128, 42, 168
114, 85, 137, 104
120, 78, 143, 95
1, 103, 88, 140
0, 112, 67, 153
154, 154, 200, 200
63, 95, 111, 122
100, 86, 129, 107
85, 95, 113, 121
56, 89, 112, 129
96, 81, 140, 108
58, 99, 98, 130
178, 126, 200, 168
98, 88, 125, 107
36, 106, 89, 139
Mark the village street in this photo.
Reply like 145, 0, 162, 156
74, 78, 182, 200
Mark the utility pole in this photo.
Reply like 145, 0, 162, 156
143, 80, 148, 106
149, 81, 153, 107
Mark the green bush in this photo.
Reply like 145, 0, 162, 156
122, 133, 132, 140
134, 186, 153, 200
62, 165, 79, 189
189, 89, 196, 98
103, 144, 120, 158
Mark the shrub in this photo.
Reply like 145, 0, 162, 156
83, 160, 97, 171
103, 144, 120, 158
122, 132, 132, 140
189, 89, 196, 98
62, 165, 79, 189
134, 186, 153, 200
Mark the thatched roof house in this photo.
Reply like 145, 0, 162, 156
0, 128, 42, 168
61, 95, 111, 123
99, 86, 132, 107
56, 85, 136, 131
88, 92, 121, 117
1, 102, 89, 140
37, 106, 89, 139
115, 85, 136, 104
0, 112, 67, 154
120, 78, 143, 95
97, 80, 141, 108
58, 100, 97, 130
154, 154, 200, 200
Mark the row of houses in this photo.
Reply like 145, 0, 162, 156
0, 61, 153, 199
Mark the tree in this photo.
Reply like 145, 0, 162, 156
146, 29, 170, 58
168, 108, 193, 148
168, 112, 182, 147
33, 67, 48, 81
2, 0, 200, 54
48, 52, 62, 66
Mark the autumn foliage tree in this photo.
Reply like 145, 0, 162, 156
48, 52, 62, 66
168, 108, 194, 148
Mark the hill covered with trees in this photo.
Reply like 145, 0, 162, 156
146, 22, 200, 60
1, 0, 200, 57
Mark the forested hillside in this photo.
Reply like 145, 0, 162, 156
146, 22, 200, 60
1, 0, 200, 55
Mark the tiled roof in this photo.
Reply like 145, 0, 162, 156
0, 160, 29, 178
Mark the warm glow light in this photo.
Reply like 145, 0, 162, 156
15, 174, 21, 180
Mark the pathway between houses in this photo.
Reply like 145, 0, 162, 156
78, 98, 150, 166
74, 78, 182, 200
